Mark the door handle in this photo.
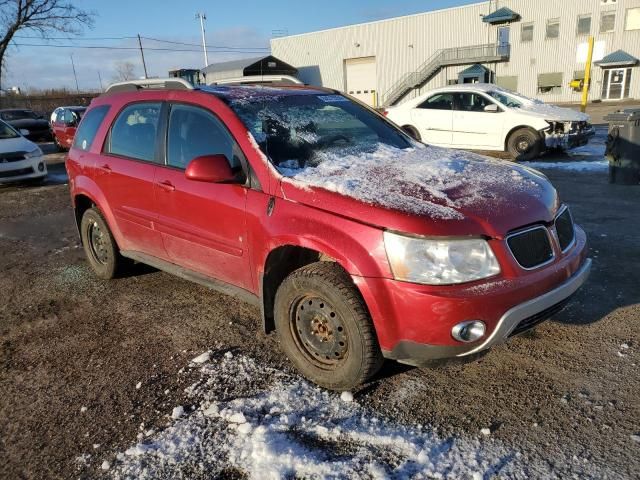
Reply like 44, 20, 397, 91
157, 180, 175, 192
97, 163, 111, 173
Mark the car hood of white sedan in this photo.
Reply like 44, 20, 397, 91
0, 136, 38, 154
513, 101, 590, 122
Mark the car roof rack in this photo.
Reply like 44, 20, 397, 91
104, 78, 196, 94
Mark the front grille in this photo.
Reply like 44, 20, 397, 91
0, 151, 26, 163
507, 226, 554, 269
0, 167, 33, 178
509, 296, 572, 337
555, 207, 575, 252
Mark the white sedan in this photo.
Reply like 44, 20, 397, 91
0, 119, 47, 184
385, 84, 595, 161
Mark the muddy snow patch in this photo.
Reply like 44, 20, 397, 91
105, 352, 569, 479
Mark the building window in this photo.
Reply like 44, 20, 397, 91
496, 76, 518, 91
574, 70, 585, 80
546, 18, 560, 39
538, 72, 563, 93
521, 23, 534, 42
447, 79, 458, 85
577, 14, 592, 35
600, 11, 616, 33
625, 8, 640, 30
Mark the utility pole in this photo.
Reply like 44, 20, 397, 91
137, 34, 148, 78
196, 12, 209, 67
97, 70, 104, 91
70, 54, 80, 93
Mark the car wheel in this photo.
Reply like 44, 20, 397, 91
274, 262, 383, 390
80, 207, 125, 280
402, 125, 422, 142
507, 128, 542, 161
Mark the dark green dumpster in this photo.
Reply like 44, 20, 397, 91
604, 108, 640, 185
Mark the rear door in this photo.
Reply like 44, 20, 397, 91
452, 92, 504, 149
154, 102, 252, 290
410, 93, 454, 145
99, 101, 166, 259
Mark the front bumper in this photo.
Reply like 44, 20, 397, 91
383, 258, 591, 365
544, 125, 596, 150
0, 156, 48, 183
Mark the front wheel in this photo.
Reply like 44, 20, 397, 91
507, 128, 542, 161
274, 262, 383, 390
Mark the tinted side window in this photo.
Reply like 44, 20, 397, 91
167, 104, 242, 171
417, 93, 454, 110
73, 105, 110, 151
454, 93, 494, 112
107, 102, 161, 162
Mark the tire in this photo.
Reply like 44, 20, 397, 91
80, 207, 125, 280
507, 128, 542, 161
274, 262, 383, 390
402, 125, 422, 142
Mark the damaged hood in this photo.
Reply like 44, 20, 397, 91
512, 101, 590, 123
277, 144, 560, 238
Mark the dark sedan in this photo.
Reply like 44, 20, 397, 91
0, 109, 52, 142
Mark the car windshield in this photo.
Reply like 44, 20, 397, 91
486, 90, 524, 108
229, 93, 411, 172
0, 120, 19, 139
1, 110, 39, 121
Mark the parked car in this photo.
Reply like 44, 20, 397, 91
385, 84, 595, 161
51, 106, 86, 151
0, 119, 47, 183
66, 79, 591, 390
0, 108, 52, 142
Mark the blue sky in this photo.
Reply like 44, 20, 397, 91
4, 0, 481, 90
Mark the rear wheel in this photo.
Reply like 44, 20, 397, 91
507, 128, 542, 161
80, 207, 125, 280
402, 125, 421, 142
274, 262, 383, 390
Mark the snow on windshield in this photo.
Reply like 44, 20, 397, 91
278, 142, 541, 220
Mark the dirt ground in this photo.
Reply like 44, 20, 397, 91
0, 142, 638, 479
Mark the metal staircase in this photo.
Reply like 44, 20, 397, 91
381, 43, 511, 106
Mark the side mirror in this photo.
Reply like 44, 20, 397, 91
185, 154, 236, 183
484, 104, 500, 113
19, 129, 29, 136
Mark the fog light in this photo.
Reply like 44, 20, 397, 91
38, 162, 45, 172
452, 321, 486, 343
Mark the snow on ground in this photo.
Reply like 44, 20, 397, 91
107, 351, 569, 480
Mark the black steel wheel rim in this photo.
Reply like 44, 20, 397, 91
515, 135, 532, 153
88, 220, 109, 265
290, 295, 349, 369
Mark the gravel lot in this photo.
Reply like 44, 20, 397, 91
0, 139, 638, 479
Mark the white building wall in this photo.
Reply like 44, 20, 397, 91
271, 0, 640, 105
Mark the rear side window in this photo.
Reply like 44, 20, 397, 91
107, 102, 161, 162
73, 105, 110, 151
418, 93, 454, 110
167, 104, 242, 170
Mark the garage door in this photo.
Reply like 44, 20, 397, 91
345, 57, 377, 106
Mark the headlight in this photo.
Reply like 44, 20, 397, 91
24, 147, 43, 159
384, 231, 501, 285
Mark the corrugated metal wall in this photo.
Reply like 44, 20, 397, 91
271, 0, 640, 105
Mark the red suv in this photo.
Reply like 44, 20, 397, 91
66, 79, 591, 390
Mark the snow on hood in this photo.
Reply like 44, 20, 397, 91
514, 101, 589, 122
0, 136, 38, 154
278, 143, 552, 225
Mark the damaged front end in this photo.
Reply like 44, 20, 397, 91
542, 120, 596, 150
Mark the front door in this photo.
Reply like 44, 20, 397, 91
411, 92, 454, 145
498, 27, 510, 56
452, 92, 504, 148
154, 103, 253, 290
602, 68, 632, 100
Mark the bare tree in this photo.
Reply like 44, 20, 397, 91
0, 1, 94, 91
112, 61, 136, 82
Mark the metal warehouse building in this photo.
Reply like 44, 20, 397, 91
270, 0, 640, 106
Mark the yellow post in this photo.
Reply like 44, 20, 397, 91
581, 36, 595, 113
